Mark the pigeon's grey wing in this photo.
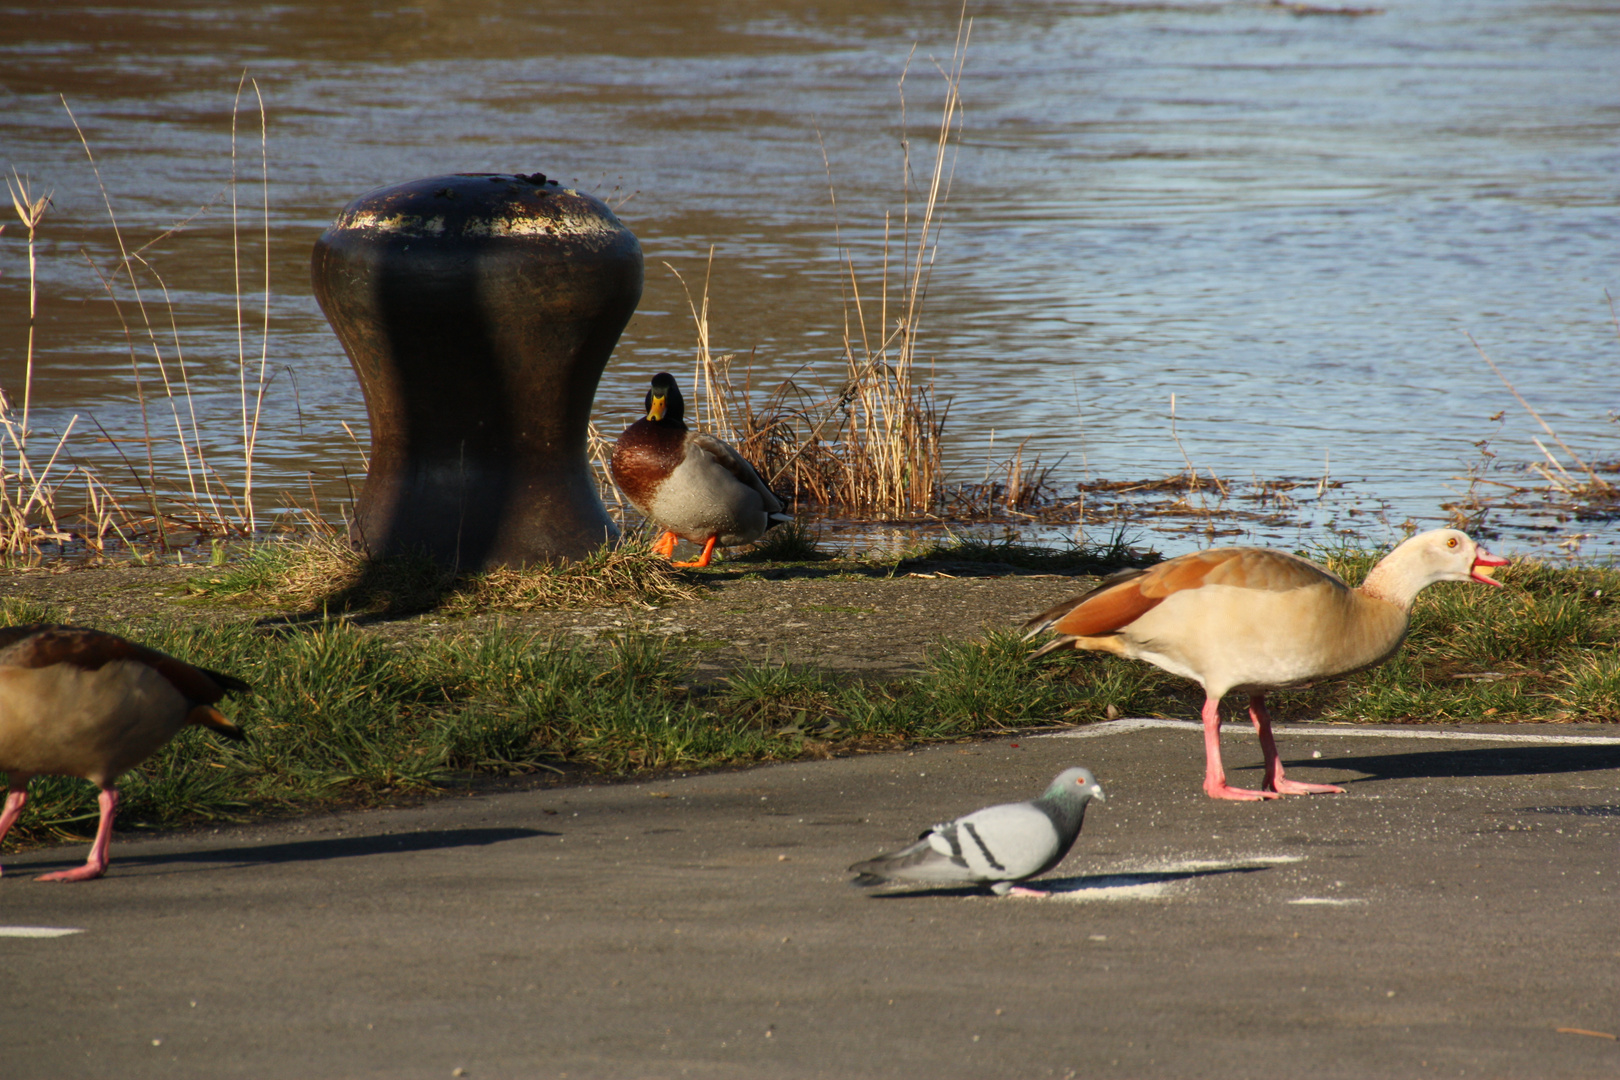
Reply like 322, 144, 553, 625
951, 802, 1068, 882
848, 828, 977, 886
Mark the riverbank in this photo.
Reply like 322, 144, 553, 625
0, 542, 1616, 854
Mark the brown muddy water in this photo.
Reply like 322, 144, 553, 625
0, 0, 1617, 559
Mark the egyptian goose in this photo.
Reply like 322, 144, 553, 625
850, 767, 1105, 896
0, 625, 249, 882
609, 372, 790, 568
1024, 529, 1508, 801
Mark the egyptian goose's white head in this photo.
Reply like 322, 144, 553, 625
1361, 528, 1508, 608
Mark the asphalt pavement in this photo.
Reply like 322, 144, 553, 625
3, 719, 1618, 1079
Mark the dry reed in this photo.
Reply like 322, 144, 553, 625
192, 531, 695, 614
662, 21, 971, 520
0, 89, 282, 558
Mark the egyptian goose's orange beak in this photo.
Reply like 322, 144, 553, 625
1471, 548, 1509, 587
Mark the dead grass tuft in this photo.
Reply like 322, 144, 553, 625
190, 534, 695, 615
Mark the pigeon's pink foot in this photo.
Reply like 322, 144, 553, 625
1268, 778, 1346, 795
1204, 780, 1280, 801
35, 862, 106, 883
1008, 885, 1049, 897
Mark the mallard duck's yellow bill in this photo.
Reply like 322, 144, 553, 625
648, 395, 667, 422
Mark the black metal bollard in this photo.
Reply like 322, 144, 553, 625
311, 172, 642, 568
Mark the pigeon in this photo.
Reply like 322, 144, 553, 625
849, 767, 1105, 896
0, 625, 249, 882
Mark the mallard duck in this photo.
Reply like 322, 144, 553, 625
0, 626, 249, 882
1023, 529, 1508, 801
609, 372, 789, 568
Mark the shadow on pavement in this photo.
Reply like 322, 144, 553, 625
1297, 743, 1620, 783
1517, 804, 1620, 817
859, 863, 1272, 900
39, 827, 557, 875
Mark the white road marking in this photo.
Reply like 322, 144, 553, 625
0, 926, 85, 938
1289, 898, 1367, 906
1040, 718, 1620, 745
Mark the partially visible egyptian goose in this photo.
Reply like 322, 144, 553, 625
0, 625, 249, 881
1024, 529, 1509, 801
609, 372, 790, 568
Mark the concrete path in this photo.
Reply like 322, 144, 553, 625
3, 721, 1618, 1079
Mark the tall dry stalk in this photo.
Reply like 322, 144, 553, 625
232, 73, 274, 534
5, 171, 49, 451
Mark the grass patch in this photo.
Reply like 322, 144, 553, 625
730, 520, 827, 562
899, 528, 1158, 575
185, 535, 696, 614
0, 617, 1151, 851
4, 548, 1617, 856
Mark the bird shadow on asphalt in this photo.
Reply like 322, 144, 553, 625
859, 863, 1271, 900
1294, 744, 1620, 784
21, 827, 554, 877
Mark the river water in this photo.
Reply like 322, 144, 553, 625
1, 0, 1616, 558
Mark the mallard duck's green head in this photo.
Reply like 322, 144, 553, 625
643, 372, 686, 426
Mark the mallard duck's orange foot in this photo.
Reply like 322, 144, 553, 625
672, 536, 719, 568
651, 531, 680, 558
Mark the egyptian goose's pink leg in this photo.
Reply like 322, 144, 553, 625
1250, 695, 1345, 795
0, 779, 31, 877
651, 530, 680, 558
1202, 696, 1278, 801
36, 787, 118, 883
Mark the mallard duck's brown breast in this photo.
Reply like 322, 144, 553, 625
609, 420, 689, 514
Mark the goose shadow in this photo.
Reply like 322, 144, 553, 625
1516, 804, 1620, 817
1287, 744, 1620, 784
21, 827, 552, 876
860, 862, 1272, 900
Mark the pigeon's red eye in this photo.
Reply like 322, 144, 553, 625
1447, 537, 1458, 548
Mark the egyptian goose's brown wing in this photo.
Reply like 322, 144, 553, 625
1025, 548, 1348, 641
0, 625, 248, 704
1023, 567, 1152, 638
